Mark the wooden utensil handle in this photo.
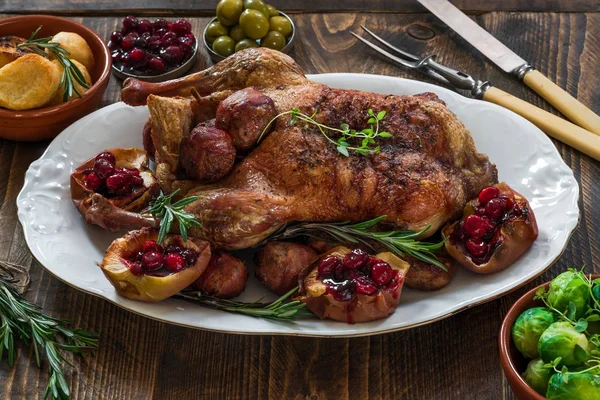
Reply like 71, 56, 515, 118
522, 70, 600, 135
482, 86, 600, 161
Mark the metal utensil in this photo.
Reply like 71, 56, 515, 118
417, 0, 600, 135
351, 26, 600, 161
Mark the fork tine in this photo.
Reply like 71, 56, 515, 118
359, 25, 421, 62
350, 32, 421, 69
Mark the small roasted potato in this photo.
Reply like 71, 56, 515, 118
404, 253, 455, 291
180, 122, 236, 182
254, 241, 317, 296
46, 59, 92, 106
0, 36, 34, 68
48, 32, 95, 72
193, 251, 248, 298
0, 54, 61, 110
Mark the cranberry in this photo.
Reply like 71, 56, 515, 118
325, 280, 354, 301
129, 261, 144, 276
147, 35, 161, 51
124, 167, 140, 176
465, 238, 489, 258
153, 18, 168, 31
121, 52, 132, 67
137, 19, 152, 33
108, 40, 119, 50
499, 195, 515, 210
164, 253, 185, 272
130, 48, 147, 64
83, 171, 103, 191
134, 36, 147, 48
95, 151, 116, 164
167, 22, 173, 31
342, 249, 369, 270
450, 221, 467, 243
114, 182, 132, 197
318, 256, 340, 277
181, 249, 197, 266
482, 217, 496, 235
485, 197, 508, 220
122, 15, 138, 32
154, 28, 168, 39
148, 56, 166, 72
184, 33, 195, 41
177, 36, 194, 52
108, 173, 133, 191
354, 276, 378, 295
160, 45, 184, 65
93, 159, 115, 179
463, 215, 487, 238
478, 186, 500, 204
110, 31, 123, 43
111, 50, 123, 63
333, 262, 346, 281
160, 31, 178, 48
172, 19, 192, 35
165, 244, 183, 254
142, 240, 162, 254
121, 33, 138, 51
370, 261, 393, 286
131, 176, 144, 186
141, 251, 163, 271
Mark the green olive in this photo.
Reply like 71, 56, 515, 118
243, 0, 269, 18
205, 21, 229, 44
266, 4, 279, 17
216, 0, 243, 26
212, 35, 236, 57
229, 24, 246, 42
260, 31, 286, 51
235, 38, 259, 52
239, 9, 269, 40
269, 16, 292, 38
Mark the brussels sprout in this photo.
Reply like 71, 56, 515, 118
546, 372, 600, 399
522, 358, 554, 395
538, 322, 590, 367
547, 271, 590, 320
512, 307, 556, 359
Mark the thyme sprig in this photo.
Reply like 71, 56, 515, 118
270, 216, 448, 271
259, 108, 392, 157
0, 276, 99, 400
17, 26, 90, 102
175, 287, 312, 321
144, 189, 202, 244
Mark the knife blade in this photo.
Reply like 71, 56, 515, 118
417, 0, 600, 135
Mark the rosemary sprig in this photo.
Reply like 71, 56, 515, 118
271, 216, 448, 271
17, 26, 90, 102
175, 287, 312, 321
0, 276, 99, 400
144, 189, 202, 244
259, 108, 392, 157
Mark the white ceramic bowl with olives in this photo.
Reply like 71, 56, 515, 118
203, 0, 295, 62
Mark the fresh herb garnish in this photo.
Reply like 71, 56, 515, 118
144, 189, 202, 244
259, 108, 392, 157
175, 286, 311, 321
270, 216, 448, 271
0, 276, 99, 400
17, 26, 90, 102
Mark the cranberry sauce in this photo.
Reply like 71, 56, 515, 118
449, 186, 522, 264
125, 240, 198, 276
108, 16, 196, 76
317, 249, 398, 301
82, 151, 144, 198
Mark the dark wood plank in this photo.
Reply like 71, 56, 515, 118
1, 0, 599, 15
1, 11, 599, 400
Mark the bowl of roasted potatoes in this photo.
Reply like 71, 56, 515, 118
0, 15, 111, 141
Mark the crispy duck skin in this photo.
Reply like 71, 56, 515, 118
122, 48, 498, 250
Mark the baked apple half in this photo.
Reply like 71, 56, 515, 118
442, 182, 538, 274
100, 227, 211, 302
296, 246, 410, 324
71, 148, 159, 230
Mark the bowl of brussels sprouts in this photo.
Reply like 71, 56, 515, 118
203, 0, 295, 62
500, 269, 600, 400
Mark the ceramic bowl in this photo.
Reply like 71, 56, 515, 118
0, 15, 111, 141
202, 12, 295, 63
499, 274, 600, 400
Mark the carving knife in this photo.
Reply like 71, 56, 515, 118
417, 0, 600, 135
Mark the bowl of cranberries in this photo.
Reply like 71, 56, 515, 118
108, 16, 198, 82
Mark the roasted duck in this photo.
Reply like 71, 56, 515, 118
121, 48, 497, 250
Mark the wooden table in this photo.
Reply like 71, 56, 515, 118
2, 1, 599, 399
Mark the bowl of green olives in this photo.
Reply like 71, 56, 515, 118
499, 271, 600, 400
203, 0, 295, 62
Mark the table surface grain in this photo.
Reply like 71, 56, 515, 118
1, 2, 599, 399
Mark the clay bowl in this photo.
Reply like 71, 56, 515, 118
0, 15, 111, 141
499, 274, 600, 400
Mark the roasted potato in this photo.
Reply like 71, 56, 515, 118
48, 32, 95, 72
0, 36, 34, 68
193, 251, 248, 298
0, 54, 61, 110
46, 59, 92, 106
